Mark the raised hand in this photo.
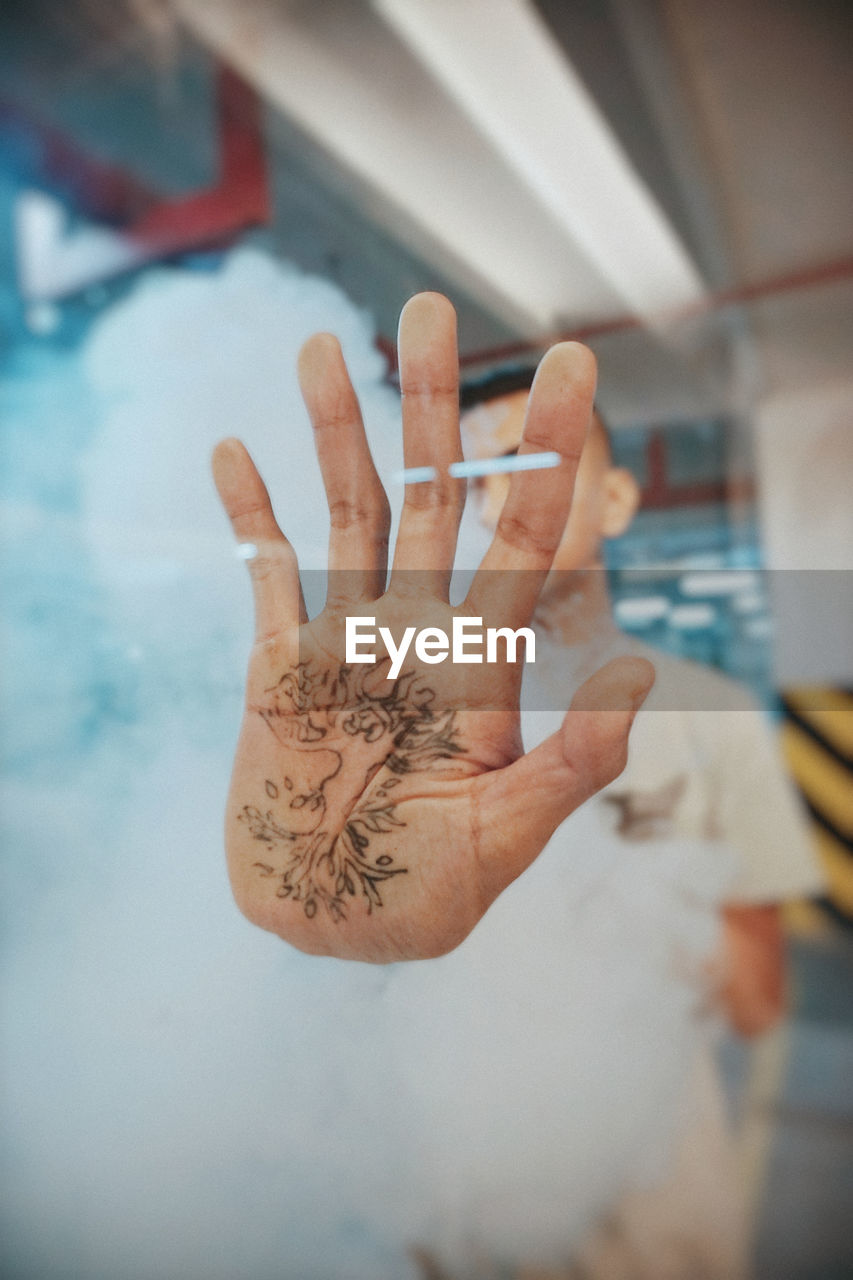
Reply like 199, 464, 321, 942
212, 293, 653, 962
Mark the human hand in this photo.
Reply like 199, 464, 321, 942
212, 292, 653, 961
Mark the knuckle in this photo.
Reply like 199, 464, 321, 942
519, 428, 555, 455
385, 574, 427, 603
403, 482, 464, 515
328, 497, 385, 531
496, 514, 555, 558
230, 496, 270, 524
312, 404, 356, 434
247, 555, 278, 582
246, 544, 296, 581
589, 722, 631, 789
521, 429, 581, 462
606, 740, 630, 784
401, 380, 459, 400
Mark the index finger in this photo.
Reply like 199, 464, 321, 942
464, 341, 597, 626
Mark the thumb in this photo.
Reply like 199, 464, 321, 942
473, 656, 655, 896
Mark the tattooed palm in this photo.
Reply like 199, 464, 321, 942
240, 660, 464, 923
212, 291, 653, 962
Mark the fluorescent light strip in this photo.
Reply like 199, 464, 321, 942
449, 452, 561, 478
615, 596, 670, 625
175, 0, 579, 330
392, 466, 439, 485
374, 0, 705, 321
393, 451, 561, 484
176, 0, 698, 328
679, 570, 761, 597
669, 603, 716, 630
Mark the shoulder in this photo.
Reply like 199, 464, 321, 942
617, 647, 773, 802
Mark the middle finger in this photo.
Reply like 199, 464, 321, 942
390, 292, 466, 596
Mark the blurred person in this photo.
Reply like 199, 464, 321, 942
214, 293, 823, 1279
405, 366, 823, 1280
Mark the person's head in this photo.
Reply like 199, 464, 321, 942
460, 366, 640, 571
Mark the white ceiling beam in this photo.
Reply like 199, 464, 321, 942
374, 0, 706, 325
173, 0, 637, 331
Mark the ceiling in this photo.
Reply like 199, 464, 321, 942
2, 0, 851, 425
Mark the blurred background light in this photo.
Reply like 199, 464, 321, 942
679, 570, 760, 596
614, 595, 670, 626
669, 602, 717, 630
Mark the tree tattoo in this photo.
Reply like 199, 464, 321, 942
238, 661, 465, 922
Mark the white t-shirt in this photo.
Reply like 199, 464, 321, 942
382, 648, 823, 1274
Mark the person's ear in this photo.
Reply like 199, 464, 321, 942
601, 467, 640, 539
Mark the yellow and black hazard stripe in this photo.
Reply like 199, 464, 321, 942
780, 687, 853, 930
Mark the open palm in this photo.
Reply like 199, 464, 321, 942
212, 293, 653, 961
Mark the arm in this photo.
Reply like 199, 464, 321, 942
708, 700, 824, 1034
718, 902, 786, 1036
212, 292, 654, 962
